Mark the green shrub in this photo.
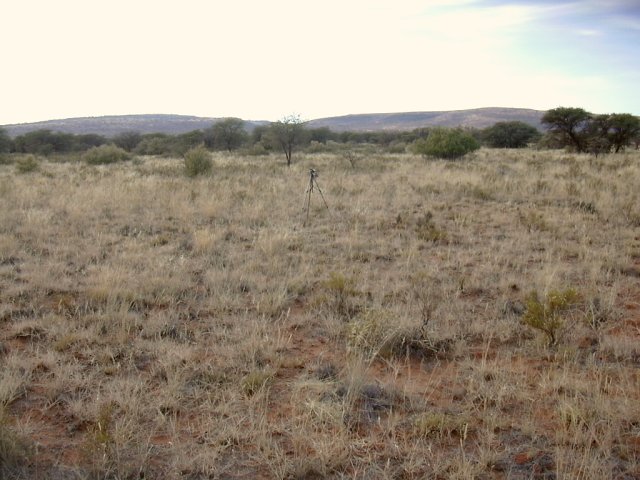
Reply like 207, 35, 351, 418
83, 144, 131, 165
15, 154, 40, 173
183, 146, 212, 177
522, 288, 579, 346
413, 127, 480, 160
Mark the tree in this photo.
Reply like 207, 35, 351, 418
482, 121, 541, 148
584, 114, 612, 156
13, 129, 74, 155
541, 107, 592, 153
113, 131, 142, 152
73, 133, 107, 151
266, 114, 309, 166
133, 134, 172, 156
0, 128, 11, 154
607, 113, 640, 153
412, 127, 480, 160
211, 118, 248, 151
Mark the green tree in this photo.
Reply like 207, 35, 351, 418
210, 118, 248, 152
170, 130, 205, 156
482, 121, 541, 148
73, 134, 107, 151
133, 134, 172, 156
113, 131, 142, 152
607, 113, 640, 153
266, 114, 309, 166
413, 127, 480, 160
584, 114, 612, 156
0, 128, 12, 154
14, 129, 74, 155
541, 107, 592, 153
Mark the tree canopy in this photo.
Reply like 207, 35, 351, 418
266, 114, 309, 166
541, 107, 592, 153
542, 107, 640, 154
482, 121, 540, 148
209, 118, 248, 152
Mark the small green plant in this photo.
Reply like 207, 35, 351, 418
83, 144, 131, 165
15, 154, 40, 173
183, 146, 212, 177
522, 288, 579, 346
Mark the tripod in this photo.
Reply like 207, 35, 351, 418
304, 168, 329, 226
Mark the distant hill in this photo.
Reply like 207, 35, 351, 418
306, 107, 545, 132
2, 114, 269, 138
1, 108, 545, 137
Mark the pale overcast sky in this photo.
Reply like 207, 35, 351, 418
1, 0, 639, 125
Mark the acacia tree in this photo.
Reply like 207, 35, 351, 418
607, 113, 640, 153
113, 131, 142, 152
267, 114, 309, 166
482, 121, 541, 148
541, 107, 592, 153
211, 117, 248, 152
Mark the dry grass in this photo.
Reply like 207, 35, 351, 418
0, 149, 639, 478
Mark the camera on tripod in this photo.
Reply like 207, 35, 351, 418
303, 167, 329, 226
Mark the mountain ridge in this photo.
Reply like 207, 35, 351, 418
2, 107, 545, 137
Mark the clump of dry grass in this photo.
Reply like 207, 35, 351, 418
0, 149, 639, 478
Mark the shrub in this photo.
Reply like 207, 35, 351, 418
241, 369, 274, 396
348, 309, 402, 359
15, 154, 40, 173
413, 127, 480, 160
347, 308, 431, 360
183, 146, 212, 177
522, 288, 579, 346
323, 272, 360, 318
415, 211, 448, 243
0, 407, 31, 473
82, 144, 131, 165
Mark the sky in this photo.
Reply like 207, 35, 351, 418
1, 0, 639, 125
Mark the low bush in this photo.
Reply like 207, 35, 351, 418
522, 288, 579, 346
83, 144, 131, 165
413, 127, 480, 160
183, 146, 212, 177
15, 154, 40, 173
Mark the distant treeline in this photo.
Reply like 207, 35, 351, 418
0, 119, 540, 157
1, 109, 638, 159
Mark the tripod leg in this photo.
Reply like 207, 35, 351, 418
304, 179, 313, 226
314, 179, 330, 210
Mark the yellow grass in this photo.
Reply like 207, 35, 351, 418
0, 149, 639, 478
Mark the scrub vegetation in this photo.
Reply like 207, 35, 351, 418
0, 143, 639, 478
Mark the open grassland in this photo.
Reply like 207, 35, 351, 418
0, 149, 639, 479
